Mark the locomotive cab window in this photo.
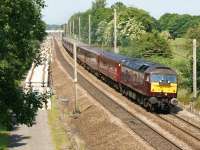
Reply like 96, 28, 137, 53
151, 74, 177, 83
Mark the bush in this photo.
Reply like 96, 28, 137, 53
134, 32, 172, 58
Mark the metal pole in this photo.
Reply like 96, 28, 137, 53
70, 22, 72, 37
79, 17, 81, 41
73, 42, 78, 113
63, 24, 66, 37
89, 14, 91, 46
193, 39, 197, 99
68, 22, 70, 37
114, 9, 118, 53
65, 24, 67, 37
73, 20, 75, 38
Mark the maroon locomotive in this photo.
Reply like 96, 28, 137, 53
62, 38, 178, 112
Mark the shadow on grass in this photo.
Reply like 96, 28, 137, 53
8, 134, 30, 149
0, 134, 9, 150
0, 128, 9, 150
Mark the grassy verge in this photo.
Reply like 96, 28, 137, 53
48, 96, 72, 150
0, 126, 9, 150
177, 89, 192, 105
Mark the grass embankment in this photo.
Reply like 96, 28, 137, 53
0, 126, 9, 150
48, 96, 71, 150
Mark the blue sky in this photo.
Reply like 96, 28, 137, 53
42, 0, 200, 24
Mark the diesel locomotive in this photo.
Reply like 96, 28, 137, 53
62, 38, 178, 113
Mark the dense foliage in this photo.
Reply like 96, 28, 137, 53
0, 0, 46, 129
67, 0, 170, 57
159, 13, 200, 38
120, 31, 171, 58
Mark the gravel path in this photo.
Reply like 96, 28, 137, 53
9, 109, 54, 150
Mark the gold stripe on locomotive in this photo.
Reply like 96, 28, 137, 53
151, 82, 177, 93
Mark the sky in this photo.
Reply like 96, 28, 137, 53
42, 0, 200, 25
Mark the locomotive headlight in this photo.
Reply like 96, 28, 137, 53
171, 98, 178, 106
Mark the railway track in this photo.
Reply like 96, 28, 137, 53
173, 114, 200, 129
54, 38, 183, 150
158, 114, 200, 141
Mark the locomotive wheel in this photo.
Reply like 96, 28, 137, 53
122, 89, 126, 96
149, 103, 157, 113
124, 89, 128, 97
163, 105, 170, 114
136, 96, 143, 105
119, 85, 123, 94
143, 100, 148, 108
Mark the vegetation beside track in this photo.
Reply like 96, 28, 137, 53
0, 125, 9, 150
48, 96, 72, 150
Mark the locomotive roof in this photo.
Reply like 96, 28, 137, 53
99, 49, 171, 73
77, 42, 175, 74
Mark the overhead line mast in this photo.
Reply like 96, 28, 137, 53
114, 9, 118, 54
193, 39, 197, 99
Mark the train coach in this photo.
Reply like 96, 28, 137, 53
62, 38, 178, 113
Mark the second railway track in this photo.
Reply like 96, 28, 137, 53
53, 38, 186, 150
158, 114, 200, 141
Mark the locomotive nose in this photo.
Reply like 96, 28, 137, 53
170, 98, 178, 106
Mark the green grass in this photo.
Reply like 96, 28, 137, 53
194, 98, 200, 110
177, 89, 192, 105
48, 96, 72, 150
0, 126, 9, 150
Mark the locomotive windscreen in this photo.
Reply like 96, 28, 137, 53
150, 74, 177, 83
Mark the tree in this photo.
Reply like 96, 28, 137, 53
92, 0, 106, 10
111, 2, 127, 10
118, 18, 146, 44
117, 7, 158, 32
0, 0, 46, 129
135, 31, 172, 58
159, 13, 200, 38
